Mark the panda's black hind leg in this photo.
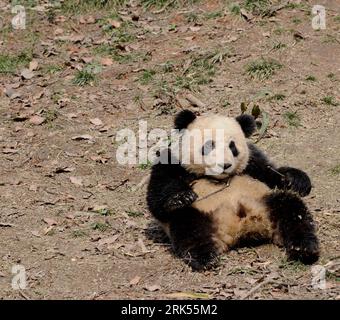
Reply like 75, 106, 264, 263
265, 190, 319, 264
169, 207, 221, 271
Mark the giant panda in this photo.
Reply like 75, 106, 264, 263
147, 110, 319, 270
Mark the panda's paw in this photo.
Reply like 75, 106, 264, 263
278, 167, 312, 197
184, 246, 220, 271
287, 235, 320, 265
163, 190, 198, 212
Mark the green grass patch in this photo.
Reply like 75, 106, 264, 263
283, 111, 301, 127
292, 17, 302, 24
44, 64, 63, 74
268, 93, 285, 101
229, 3, 241, 15
11, 0, 37, 7
185, 12, 200, 23
246, 58, 282, 80
0, 50, 32, 74
305, 75, 316, 81
61, 0, 128, 13
72, 230, 88, 238
271, 41, 286, 51
96, 208, 115, 216
93, 44, 150, 63
243, 0, 270, 15
279, 259, 308, 271
138, 160, 153, 170
126, 210, 144, 217
139, 69, 156, 85
73, 63, 101, 86
322, 96, 338, 106
204, 11, 223, 19
176, 48, 232, 90
330, 165, 340, 175
322, 34, 339, 44
91, 222, 109, 232
141, 0, 198, 9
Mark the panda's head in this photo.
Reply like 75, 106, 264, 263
174, 110, 256, 179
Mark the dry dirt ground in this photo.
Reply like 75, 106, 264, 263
0, 0, 339, 300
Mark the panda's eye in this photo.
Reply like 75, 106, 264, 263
229, 140, 239, 157
202, 140, 215, 156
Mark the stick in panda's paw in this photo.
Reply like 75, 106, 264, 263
277, 166, 312, 197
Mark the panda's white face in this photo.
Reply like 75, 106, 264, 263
180, 114, 250, 179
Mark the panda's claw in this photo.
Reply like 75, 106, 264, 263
163, 190, 198, 212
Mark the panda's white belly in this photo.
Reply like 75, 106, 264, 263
191, 175, 273, 249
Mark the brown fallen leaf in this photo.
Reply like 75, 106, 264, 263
100, 57, 113, 66
138, 237, 150, 254
129, 276, 141, 286
144, 284, 161, 292
98, 235, 119, 246
166, 292, 210, 299
189, 26, 200, 32
82, 56, 94, 64
29, 184, 38, 191
44, 226, 54, 235
70, 176, 83, 186
90, 155, 109, 164
108, 19, 121, 28
55, 34, 84, 43
43, 218, 58, 226
29, 115, 46, 125
71, 134, 94, 141
54, 28, 64, 36
4, 87, 21, 100
21, 68, 35, 80
29, 60, 39, 71
90, 118, 103, 126
240, 8, 253, 21
66, 113, 78, 119
54, 166, 75, 174
31, 230, 41, 237
3, 148, 18, 154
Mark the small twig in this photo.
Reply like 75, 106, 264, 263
241, 278, 275, 300
107, 178, 129, 192
0, 222, 15, 227
267, 165, 285, 178
185, 93, 206, 109
131, 174, 151, 192
19, 290, 31, 300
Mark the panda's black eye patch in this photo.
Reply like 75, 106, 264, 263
202, 140, 215, 156
229, 140, 239, 157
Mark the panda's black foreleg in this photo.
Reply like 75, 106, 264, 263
246, 143, 312, 196
276, 166, 312, 197
265, 190, 319, 264
169, 207, 221, 271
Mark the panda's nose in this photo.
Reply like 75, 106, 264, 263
223, 163, 232, 170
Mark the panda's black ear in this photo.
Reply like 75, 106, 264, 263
174, 109, 197, 129
236, 114, 256, 137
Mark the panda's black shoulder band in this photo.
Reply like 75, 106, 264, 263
174, 109, 197, 129
236, 114, 256, 137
